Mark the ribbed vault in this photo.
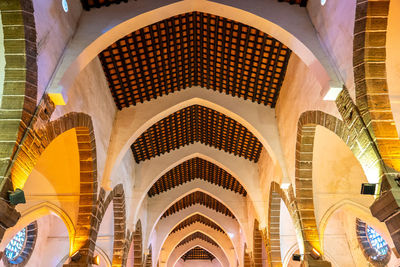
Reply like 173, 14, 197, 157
177, 232, 219, 248
99, 12, 291, 109
160, 191, 235, 219
131, 105, 263, 163
148, 157, 247, 197
170, 214, 224, 234
181, 246, 216, 261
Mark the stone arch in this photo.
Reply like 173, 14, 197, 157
253, 220, 262, 266
9, 111, 98, 262
0, 0, 38, 196
144, 245, 152, 267
93, 184, 127, 266
133, 220, 143, 267
353, 0, 400, 172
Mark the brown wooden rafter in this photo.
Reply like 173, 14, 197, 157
177, 232, 219, 248
80, 0, 128, 10
131, 105, 262, 163
160, 191, 235, 219
170, 214, 224, 235
277, 0, 308, 6
99, 12, 291, 109
182, 247, 216, 261
148, 157, 247, 197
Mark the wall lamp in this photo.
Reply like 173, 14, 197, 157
360, 183, 377, 195
70, 251, 82, 262
92, 255, 100, 265
310, 248, 321, 260
292, 254, 302, 261
8, 188, 26, 205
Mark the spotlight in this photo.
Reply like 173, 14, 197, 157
71, 251, 82, 262
8, 188, 26, 205
292, 254, 301, 261
361, 183, 377, 195
310, 248, 321, 260
92, 255, 100, 265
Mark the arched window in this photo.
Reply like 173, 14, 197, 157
356, 218, 390, 266
2, 221, 37, 266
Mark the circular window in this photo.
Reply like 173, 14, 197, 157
356, 218, 390, 266
62, 0, 68, 12
321, 0, 327, 5
3, 222, 37, 266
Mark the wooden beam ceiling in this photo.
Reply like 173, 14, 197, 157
131, 105, 262, 163
177, 232, 219, 248
181, 247, 216, 261
99, 12, 291, 109
160, 191, 235, 219
80, 0, 128, 10
148, 157, 247, 197
277, 0, 308, 6
170, 214, 224, 235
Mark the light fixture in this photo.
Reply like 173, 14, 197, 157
321, 0, 327, 6
361, 183, 377, 195
8, 189, 26, 205
92, 255, 100, 265
70, 251, 81, 262
280, 183, 290, 190
310, 248, 321, 260
227, 232, 234, 238
62, 0, 68, 12
323, 86, 342, 101
292, 254, 302, 261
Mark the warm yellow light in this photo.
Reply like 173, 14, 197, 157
311, 248, 321, 259
92, 255, 100, 265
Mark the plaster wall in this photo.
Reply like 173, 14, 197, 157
175, 259, 221, 267
312, 126, 373, 229
307, 0, 356, 99
387, 0, 400, 134
97, 203, 114, 263
50, 58, 120, 189
33, 0, 82, 102
0, 13, 4, 106
279, 199, 298, 265
17, 129, 80, 226
275, 54, 340, 186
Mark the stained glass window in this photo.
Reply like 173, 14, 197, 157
367, 225, 389, 259
5, 227, 26, 261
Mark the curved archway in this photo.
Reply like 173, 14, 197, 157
48, 0, 339, 105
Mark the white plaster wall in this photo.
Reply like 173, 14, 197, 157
33, 0, 82, 102
97, 203, 114, 263
0, 12, 4, 107
307, 0, 356, 99
279, 199, 298, 265
0, 215, 70, 267
275, 54, 340, 187
50, 58, 119, 190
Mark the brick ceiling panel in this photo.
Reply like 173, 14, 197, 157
131, 105, 262, 163
277, 0, 308, 6
160, 191, 235, 219
181, 247, 215, 261
148, 157, 247, 197
99, 12, 291, 109
177, 232, 219, 248
170, 214, 224, 234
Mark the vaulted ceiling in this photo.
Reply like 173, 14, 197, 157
181, 247, 216, 261
160, 191, 235, 219
99, 12, 291, 109
148, 157, 247, 197
176, 232, 219, 248
170, 214, 224, 234
131, 105, 263, 163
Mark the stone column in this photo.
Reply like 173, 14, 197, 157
300, 255, 331, 267
0, 198, 21, 241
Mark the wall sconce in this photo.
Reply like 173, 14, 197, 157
8, 189, 26, 205
310, 248, 321, 260
70, 251, 82, 262
360, 183, 377, 195
92, 255, 100, 265
292, 254, 302, 261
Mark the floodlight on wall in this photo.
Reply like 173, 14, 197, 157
62, 0, 68, 12
92, 255, 100, 265
292, 254, 302, 261
361, 183, 377, 195
310, 248, 321, 260
280, 183, 290, 190
321, 0, 327, 6
8, 189, 26, 205
70, 251, 82, 262
323, 86, 342, 101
